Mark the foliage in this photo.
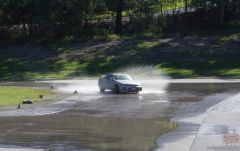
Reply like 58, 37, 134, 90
0, 0, 240, 44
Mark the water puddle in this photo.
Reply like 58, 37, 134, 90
1, 80, 240, 151
0, 116, 176, 151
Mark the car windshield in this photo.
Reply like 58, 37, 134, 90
114, 74, 132, 80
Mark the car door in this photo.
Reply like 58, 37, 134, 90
104, 74, 115, 90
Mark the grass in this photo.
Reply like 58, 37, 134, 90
159, 58, 240, 77
0, 31, 240, 80
218, 33, 240, 44
137, 41, 159, 49
0, 54, 240, 80
0, 86, 50, 106
93, 34, 121, 42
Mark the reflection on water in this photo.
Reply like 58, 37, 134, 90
168, 83, 240, 93
0, 116, 176, 151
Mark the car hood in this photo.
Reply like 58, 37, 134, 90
116, 80, 141, 86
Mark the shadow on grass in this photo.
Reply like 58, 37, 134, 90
0, 34, 240, 80
69, 37, 240, 78
74, 37, 240, 78
0, 57, 65, 80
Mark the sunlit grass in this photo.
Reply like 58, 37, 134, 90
106, 34, 121, 41
1, 56, 240, 79
0, 30, 240, 80
219, 69, 240, 76
92, 34, 120, 42
137, 41, 159, 49
162, 68, 195, 77
0, 86, 50, 106
219, 33, 240, 44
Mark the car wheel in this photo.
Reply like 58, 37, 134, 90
114, 85, 120, 94
100, 88, 105, 93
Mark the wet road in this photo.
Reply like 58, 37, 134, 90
0, 80, 240, 151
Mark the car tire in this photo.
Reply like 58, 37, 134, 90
114, 85, 120, 94
100, 88, 105, 93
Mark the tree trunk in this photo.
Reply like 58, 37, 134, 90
115, 0, 123, 34
219, 0, 225, 25
184, 0, 189, 30
22, 10, 28, 42
184, 0, 188, 13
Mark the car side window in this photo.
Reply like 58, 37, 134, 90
105, 74, 113, 80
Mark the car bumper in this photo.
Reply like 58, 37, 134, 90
119, 85, 142, 93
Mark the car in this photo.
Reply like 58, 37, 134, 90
98, 73, 142, 93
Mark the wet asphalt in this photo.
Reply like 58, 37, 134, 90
0, 80, 240, 151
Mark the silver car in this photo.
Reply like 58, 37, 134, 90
98, 73, 142, 93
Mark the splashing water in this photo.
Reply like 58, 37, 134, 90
45, 80, 99, 94
43, 66, 170, 94
116, 65, 170, 94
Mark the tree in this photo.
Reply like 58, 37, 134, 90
219, 0, 225, 25
115, 0, 123, 34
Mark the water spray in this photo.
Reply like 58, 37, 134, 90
116, 65, 170, 94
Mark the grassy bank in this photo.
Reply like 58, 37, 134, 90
0, 86, 50, 106
0, 32, 240, 80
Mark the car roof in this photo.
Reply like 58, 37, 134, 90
111, 73, 129, 76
